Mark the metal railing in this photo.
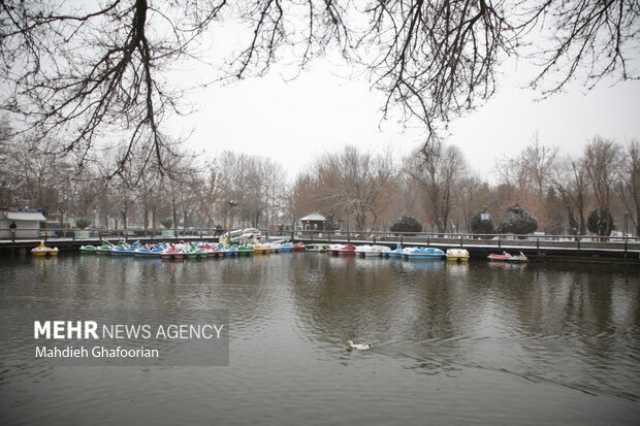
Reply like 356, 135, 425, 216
0, 227, 228, 243
290, 229, 640, 254
1, 227, 639, 254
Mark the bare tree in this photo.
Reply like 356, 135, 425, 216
360, 1, 639, 143
336, 146, 395, 230
529, 0, 640, 95
521, 134, 558, 198
210, 151, 287, 229
458, 176, 492, 232
553, 157, 588, 235
495, 153, 530, 205
291, 146, 396, 231
1, 1, 638, 170
137, 165, 162, 230
494, 135, 559, 212
616, 140, 640, 235
1, 135, 61, 211
1, 0, 215, 171
583, 136, 621, 212
406, 140, 466, 233
198, 160, 225, 228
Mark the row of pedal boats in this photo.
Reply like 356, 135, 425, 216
78, 241, 305, 260
77, 241, 471, 261
37, 240, 527, 262
314, 244, 528, 262
318, 244, 469, 261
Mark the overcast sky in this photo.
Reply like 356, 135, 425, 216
171, 34, 640, 182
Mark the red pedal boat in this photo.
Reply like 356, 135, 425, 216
329, 244, 357, 256
487, 251, 512, 262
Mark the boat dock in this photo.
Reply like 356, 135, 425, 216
0, 233, 220, 255
292, 231, 640, 264
297, 237, 639, 264
1, 228, 639, 264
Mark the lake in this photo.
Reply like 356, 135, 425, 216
1, 253, 639, 425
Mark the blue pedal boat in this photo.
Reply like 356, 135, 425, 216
403, 247, 445, 260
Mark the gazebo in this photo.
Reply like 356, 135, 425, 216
299, 212, 327, 231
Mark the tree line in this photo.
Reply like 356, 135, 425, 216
0, 116, 288, 230
2, 1, 637, 235
292, 136, 640, 237
1, 113, 638, 236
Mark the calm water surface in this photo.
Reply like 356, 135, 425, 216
1, 253, 639, 425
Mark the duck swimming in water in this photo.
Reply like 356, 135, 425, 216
347, 340, 372, 351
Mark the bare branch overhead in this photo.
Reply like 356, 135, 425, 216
1, 1, 638, 171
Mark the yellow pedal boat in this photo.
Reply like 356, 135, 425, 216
31, 241, 59, 257
446, 248, 470, 261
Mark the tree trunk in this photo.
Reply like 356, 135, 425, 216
171, 197, 178, 230
577, 204, 586, 235
143, 200, 149, 230
355, 210, 366, 231
151, 206, 157, 230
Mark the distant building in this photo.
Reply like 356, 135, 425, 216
299, 212, 327, 230
0, 211, 47, 239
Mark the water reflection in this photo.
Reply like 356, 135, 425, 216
400, 259, 445, 272
288, 256, 640, 400
1, 254, 639, 425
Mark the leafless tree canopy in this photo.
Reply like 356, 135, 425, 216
1, 0, 226, 172
1, 0, 638, 170
405, 140, 466, 232
3, 117, 640, 235
292, 146, 395, 230
583, 136, 621, 211
617, 140, 640, 235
